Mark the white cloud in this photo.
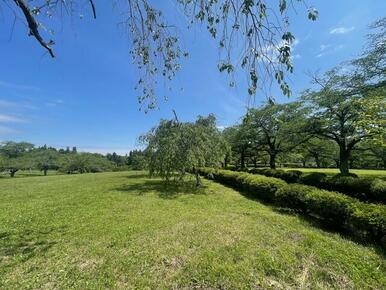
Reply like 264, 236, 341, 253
330, 26, 355, 34
0, 81, 40, 91
45, 99, 64, 107
316, 44, 344, 58
0, 100, 16, 107
320, 44, 330, 51
0, 114, 25, 123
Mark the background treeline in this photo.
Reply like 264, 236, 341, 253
0, 142, 146, 177
140, 18, 385, 182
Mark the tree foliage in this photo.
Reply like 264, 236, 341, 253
141, 114, 226, 185
243, 102, 309, 169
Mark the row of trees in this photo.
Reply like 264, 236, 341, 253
0, 142, 145, 177
141, 19, 385, 179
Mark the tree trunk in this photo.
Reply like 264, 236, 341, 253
194, 168, 202, 187
240, 150, 245, 169
43, 169, 48, 176
269, 153, 276, 169
315, 155, 321, 168
302, 160, 306, 168
10, 169, 18, 178
339, 147, 350, 175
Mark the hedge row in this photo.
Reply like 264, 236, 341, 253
200, 168, 386, 248
246, 168, 386, 204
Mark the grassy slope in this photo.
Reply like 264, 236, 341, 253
0, 172, 384, 289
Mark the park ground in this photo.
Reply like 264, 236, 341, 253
0, 171, 385, 289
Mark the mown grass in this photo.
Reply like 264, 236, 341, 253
0, 171, 385, 289
282, 168, 386, 179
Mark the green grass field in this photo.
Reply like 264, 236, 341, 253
282, 168, 386, 179
0, 172, 385, 289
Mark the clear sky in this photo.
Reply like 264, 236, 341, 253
1, 0, 385, 154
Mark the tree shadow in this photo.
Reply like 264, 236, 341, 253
218, 184, 386, 256
115, 178, 208, 199
271, 207, 386, 257
125, 173, 151, 179
0, 226, 67, 265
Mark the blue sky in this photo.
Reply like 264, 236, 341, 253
1, 0, 385, 154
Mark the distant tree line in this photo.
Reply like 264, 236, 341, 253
0, 142, 146, 177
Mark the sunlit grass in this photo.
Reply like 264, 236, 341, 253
0, 171, 385, 289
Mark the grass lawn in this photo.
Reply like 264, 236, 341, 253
282, 167, 386, 179
0, 171, 385, 289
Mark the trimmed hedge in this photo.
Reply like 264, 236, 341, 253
199, 168, 386, 248
245, 168, 385, 204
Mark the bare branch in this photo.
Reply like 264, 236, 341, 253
13, 0, 55, 58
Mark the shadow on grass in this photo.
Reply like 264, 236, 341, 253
125, 173, 151, 179
0, 226, 66, 264
115, 178, 208, 199
219, 184, 386, 256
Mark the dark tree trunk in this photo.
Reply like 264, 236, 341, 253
10, 169, 18, 178
194, 168, 202, 187
302, 160, 306, 168
43, 169, 48, 176
240, 150, 246, 169
315, 155, 321, 168
339, 146, 350, 175
269, 153, 276, 169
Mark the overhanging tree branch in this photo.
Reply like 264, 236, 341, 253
13, 0, 55, 58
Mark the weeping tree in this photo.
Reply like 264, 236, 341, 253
141, 113, 227, 186
6, 0, 317, 109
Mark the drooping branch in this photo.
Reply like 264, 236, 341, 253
88, 0, 96, 19
13, 0, 55, 58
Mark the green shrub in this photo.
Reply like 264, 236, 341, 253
300, 172, 328, 187
248, 168, 265, 175
278, 170, 303, 183
332, 172, 359, 179
325, 177, 385, 203
370, 179, 386, 202
199, 167, 386, 248
225, 165, 236, 171
274, 184, 310, 212
349, 203, 386, 243
241, 174, 286, 202
246, 168, 385, 204
248, 168, 302, 183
